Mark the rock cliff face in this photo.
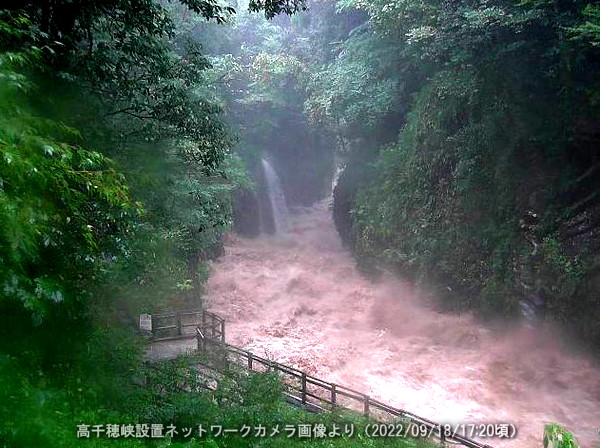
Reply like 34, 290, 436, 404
272, 128, 335, 207
331, 151, 376, 249
233, 190, 261, 237
232, 121, 335, 236
233, 159, 274, 237
332, 169, 356, 248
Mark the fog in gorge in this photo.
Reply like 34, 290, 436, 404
190, 2, 600, 446
3, 1, 600, 447
207, 172, 600, 448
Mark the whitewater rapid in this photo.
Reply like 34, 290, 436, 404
205, 201, 600, 448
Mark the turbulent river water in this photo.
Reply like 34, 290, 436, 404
204, 201, 600, 448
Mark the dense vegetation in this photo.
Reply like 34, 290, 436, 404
0, 1, 325, 446
186, 5, 338, 235
210, 0, 600, 349
1, 0, 598, 446
293, 0, 600, 349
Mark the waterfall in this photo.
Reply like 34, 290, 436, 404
261, 157, 288, 234
331, 163, 344, 193
519, 292, 545, 325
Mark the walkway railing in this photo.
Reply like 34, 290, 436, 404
195, 334, 494, 448
150, 310, 224, 341
147, 310, 495, 448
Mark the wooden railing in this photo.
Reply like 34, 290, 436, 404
195, 310, 225, 344
195, 320, 494, 448
150, 310, 224, 341
147, 310, 494, 448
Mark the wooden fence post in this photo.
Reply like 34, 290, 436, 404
198, 333, 206, 353
149, 309, 488, 448
331, 384, 337, 409
139, 314, 152, 336
151, 315, 157, 338
301, 373, 307, 404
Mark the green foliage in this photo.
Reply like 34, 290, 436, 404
69, 6, 233, 173
0, 47, 138, 319
139, 358, 435, 448
0, 1, 375, 447
315, 0, 600, 348
186, 6, 336, 206
569, 4, 600, 46
543, 423, 581, 448
353, 66, 525, 312
304, 31, 400, 138
248, 0, 308, 19
0, 3, 266, 447
243, 52, 307, 108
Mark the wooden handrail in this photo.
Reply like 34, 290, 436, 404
193, 322, 495, 448
147, 310, 495, 448
149, 310, 225, 341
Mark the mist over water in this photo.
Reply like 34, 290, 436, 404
205, 201, 600, 448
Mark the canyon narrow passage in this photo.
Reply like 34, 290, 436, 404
205, 201, 600, 448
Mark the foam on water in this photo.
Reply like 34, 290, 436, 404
206, 201, 600, 448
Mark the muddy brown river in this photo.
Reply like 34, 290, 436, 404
204, 201, 600, 448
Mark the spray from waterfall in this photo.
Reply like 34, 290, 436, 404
261, 157, 288, 233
